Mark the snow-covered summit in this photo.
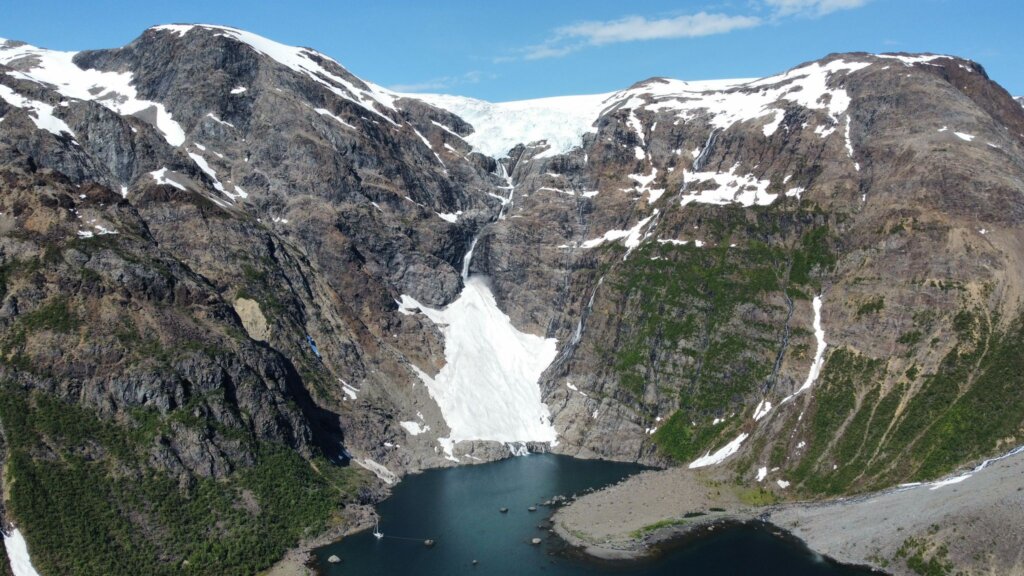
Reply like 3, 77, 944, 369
0, 37, 186, 145
148, 24, 398, 120
414, 53, 965, 160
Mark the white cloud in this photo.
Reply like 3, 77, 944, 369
505, 1, 868, 61
557, 12, 763, 46
520, 12, 761, 60
763, 0, 869, 17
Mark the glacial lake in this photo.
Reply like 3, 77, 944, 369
313, 454, 877, 575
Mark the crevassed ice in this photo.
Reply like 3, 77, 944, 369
412, 91, 614, 159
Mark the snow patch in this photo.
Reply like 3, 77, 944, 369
753, 399, 772, 421
149, 168, 187, 191
928, 473, 971, 490
355, 458, 398, 485
437, 438, 460, 462
400, 276, 558, 445
0, 41, 185, 145
681, 165, 775, 207
436, 211, 462, 223
205, 113, 235, 128
188, 152, 246, 200
814, 122, 836, 138
756, 467, 768, 482
339, 379, 359, 400
3, 528, 41, 576
315, 107, 358, 131
581, 211, 657, 250
875, 53, 952, 66
400, 421, 430, 436
782, 296, 827, 403
689, 432, 749, 469
844, 117, 859, 170
0, 84, 75, 137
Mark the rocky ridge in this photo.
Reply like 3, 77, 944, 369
1, 25, 1023, 575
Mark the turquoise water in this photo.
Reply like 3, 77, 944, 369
313, 454, 877, 575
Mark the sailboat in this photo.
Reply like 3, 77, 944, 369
373, 518, 383, 539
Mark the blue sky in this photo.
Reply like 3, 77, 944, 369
3, 1, 1021, 101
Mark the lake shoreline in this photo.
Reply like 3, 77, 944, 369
552, 511, 887, 574
551, 445, 1024, 576
261, 503, 377, 576
294, 447, 1024, 575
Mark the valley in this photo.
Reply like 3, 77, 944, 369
0, 22, 1022, 576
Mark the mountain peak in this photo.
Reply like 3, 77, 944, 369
144, 23, 398, 115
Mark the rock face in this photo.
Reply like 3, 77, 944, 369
1, 26, 1024, 574
233, 297, 270, 341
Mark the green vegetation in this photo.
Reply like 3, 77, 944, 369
789, 226, 836, 288
738, 487, 778, 506
0, 386, 367, 576
629, 517, 691, 538
856, 296, 886, 317
901, 312, 1024, 480
791, 305, 1024, 494
787, 348, 887, 494
898, 330, 924, 346
17, 296, 80, 332
652, 411, 728, 462
605, 219, 835, 463
896, 536, 955, 576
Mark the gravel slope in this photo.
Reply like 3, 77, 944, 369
554, 447, 1024, 574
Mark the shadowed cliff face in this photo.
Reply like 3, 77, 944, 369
1, 26, 1024, 574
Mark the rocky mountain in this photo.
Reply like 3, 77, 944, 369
1016, 95, 1024, 107
1, 25, 1023, 575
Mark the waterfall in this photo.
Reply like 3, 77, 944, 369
460, 237, 478, 280
692, 129, 719, 171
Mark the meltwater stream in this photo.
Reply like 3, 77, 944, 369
313, 454, 876, 575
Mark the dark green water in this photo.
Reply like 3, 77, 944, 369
313, 454, 877, 575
